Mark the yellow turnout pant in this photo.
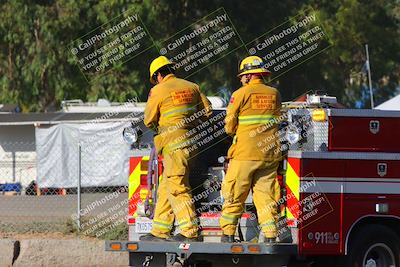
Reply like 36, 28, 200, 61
220, 159, 280, 238
151, 148, 199, 238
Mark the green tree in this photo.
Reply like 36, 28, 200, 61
0, 0, 399, 111
287, 0, 400, 107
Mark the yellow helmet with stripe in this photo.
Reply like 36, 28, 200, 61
149, 56, 175, 84
237, 56, 271, 77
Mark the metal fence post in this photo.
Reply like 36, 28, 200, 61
77, 143, 82, 231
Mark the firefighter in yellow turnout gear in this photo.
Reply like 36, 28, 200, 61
141, 56, 212, 242
220, 56, 282, 243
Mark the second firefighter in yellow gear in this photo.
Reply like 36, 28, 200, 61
142, 56, 212, 241
220, 55, 282, 242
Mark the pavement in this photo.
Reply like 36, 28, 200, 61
0, 193, 127, 222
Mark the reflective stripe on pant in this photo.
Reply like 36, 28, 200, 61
151, 148, 198, 238
220, 159, 280, 238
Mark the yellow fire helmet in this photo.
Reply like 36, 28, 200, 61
149, 56, 176, 84
237, 55, 271, 77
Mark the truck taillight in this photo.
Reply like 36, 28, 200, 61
110, 242, 122, 251
127, 243, 138, 251
230, 245, 244, 253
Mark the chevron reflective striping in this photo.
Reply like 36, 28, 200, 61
285, 185, 299, 219
285, 162, 300, 199
128, 156, 149, 222
285, 158, 300, 221
128, 156, 149, 199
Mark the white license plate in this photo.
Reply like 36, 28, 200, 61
135, 217, 153, 234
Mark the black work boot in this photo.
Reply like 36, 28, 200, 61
264, 237, 277, 244
139, 233, 166, 242
166, 233, 202, 242
221, 234, 235, 243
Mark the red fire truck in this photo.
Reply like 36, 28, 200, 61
106, 94, 400, 267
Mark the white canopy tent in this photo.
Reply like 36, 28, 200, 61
375, 94, 400, 111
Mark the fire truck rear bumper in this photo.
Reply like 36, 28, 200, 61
106, 241, 297, 267
105, 240, 297, 255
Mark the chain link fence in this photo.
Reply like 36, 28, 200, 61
0, 139, 130, 240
